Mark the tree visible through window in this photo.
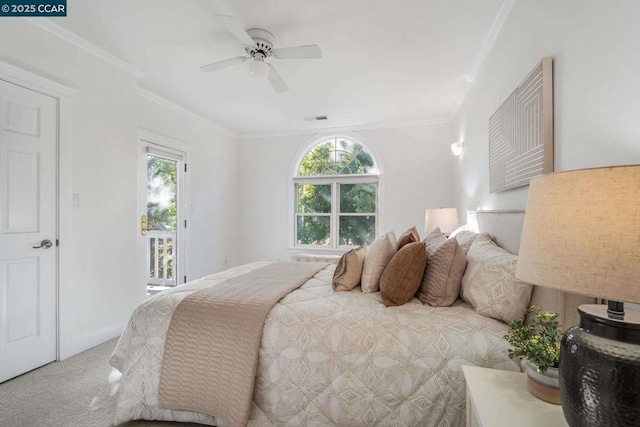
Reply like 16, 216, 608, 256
147, 156, 177, 232
295, 138, 378, 248
147, 155, 178, 281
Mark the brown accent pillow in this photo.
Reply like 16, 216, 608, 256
380, 242, 427, 307
417, 237, 467, 306
461, 235, 534, 323
397, 226, 420, 249
333, 246, 368, 291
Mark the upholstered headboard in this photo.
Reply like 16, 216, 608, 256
473, 210, 594, 330
474, 210, 525, 255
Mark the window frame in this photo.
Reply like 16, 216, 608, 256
293, 135, 380, 250
294, 175, 379, 249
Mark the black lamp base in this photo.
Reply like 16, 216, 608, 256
560, 304, 640, 427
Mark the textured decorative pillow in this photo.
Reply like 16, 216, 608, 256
461, 235, 534, 323
417, 236, 467, 307
333, 246, 368, 291
361, 232, 397, 293
397, 226, 420, 249
380, 242, 427, 307
452, 230, 492, 253
423, 227, 446, 246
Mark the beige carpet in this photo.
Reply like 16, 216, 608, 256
0, 338, 204, 427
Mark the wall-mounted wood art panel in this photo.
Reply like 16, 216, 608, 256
489, 57, 553, 193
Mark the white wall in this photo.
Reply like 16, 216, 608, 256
138, 96, 240, 278
238, 124, 455, 263
0, 19, 240, 359
453, 0, 640, 214
0, 19, 139, 356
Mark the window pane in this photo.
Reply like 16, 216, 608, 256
297, 184, 331, 213
297, 216, 330, 245
340, 183, 377, 213
297, 138, 377, 176
335, 139, 376, 174
298, 140, 337, 175
339, 216, 375, 246
147, 155, 178, 232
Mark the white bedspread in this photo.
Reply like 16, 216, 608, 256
110, 262, 519, 426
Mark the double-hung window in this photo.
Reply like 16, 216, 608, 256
294, 138, 379, 248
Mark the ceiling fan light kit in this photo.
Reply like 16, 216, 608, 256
199, 13, 322, 94
248, 60, 269, 77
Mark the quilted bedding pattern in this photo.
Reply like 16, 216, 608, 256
159, 262, 327, 427
110, 262, 519, 426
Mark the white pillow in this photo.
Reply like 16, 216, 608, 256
449, 224, 472, 238
461, 235, 534, 323
361, 232, 397, 293
451, 230, 492, 253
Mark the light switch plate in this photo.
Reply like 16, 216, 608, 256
72, 193, 80, 208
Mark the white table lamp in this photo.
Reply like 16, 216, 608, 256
425, 208, 459, 235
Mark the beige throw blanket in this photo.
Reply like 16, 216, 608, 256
158, 262, 327, 427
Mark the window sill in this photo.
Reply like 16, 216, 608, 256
288, 246, 350, 256
292, 255, 342, 264
288, 247, 349, 264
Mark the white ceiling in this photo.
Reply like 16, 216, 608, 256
54, 0, 506, 136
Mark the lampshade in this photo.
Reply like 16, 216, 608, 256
425, 208, 459, 234
516, 165, 640, 303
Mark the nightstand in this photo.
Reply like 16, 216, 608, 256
462, 365, 568, 427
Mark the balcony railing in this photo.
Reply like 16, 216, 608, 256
147, 230, 176, 287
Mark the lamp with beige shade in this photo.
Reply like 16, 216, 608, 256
516, 165, 640, 427
425, 208, 459, 236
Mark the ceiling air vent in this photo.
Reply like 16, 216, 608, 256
304, 115, 328, 121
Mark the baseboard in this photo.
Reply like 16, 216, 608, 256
59, 318, 127, 360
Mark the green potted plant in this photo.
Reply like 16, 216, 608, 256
504, 305, 561, 404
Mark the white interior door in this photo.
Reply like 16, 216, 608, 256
0, 80, 57, 383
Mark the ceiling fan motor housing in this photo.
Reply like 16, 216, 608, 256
245, 28, 276, 59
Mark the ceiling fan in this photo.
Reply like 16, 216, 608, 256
200, 14, 322, 94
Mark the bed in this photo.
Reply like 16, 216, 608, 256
110, 211, 588, 426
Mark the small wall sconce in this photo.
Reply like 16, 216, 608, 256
451, 141, 464, 156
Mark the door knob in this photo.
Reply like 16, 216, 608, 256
33, 239, 53, 249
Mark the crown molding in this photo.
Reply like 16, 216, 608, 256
0, 58, 75, 98
238, 117, 451, 140
21, 18, 236, 137
139, 88, 237, 138
23, 18, 145, 79
449, 0, 516, 120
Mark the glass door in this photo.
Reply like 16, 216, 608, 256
139, 140, 187, 296
147, 152, 178, 291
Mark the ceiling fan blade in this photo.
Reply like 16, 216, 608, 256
215, 14, 255, 46
267, 64, 289, 94
200, 56, 250, 73
273, 44, 322, 59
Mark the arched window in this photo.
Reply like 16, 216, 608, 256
294, 137, 379, 248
